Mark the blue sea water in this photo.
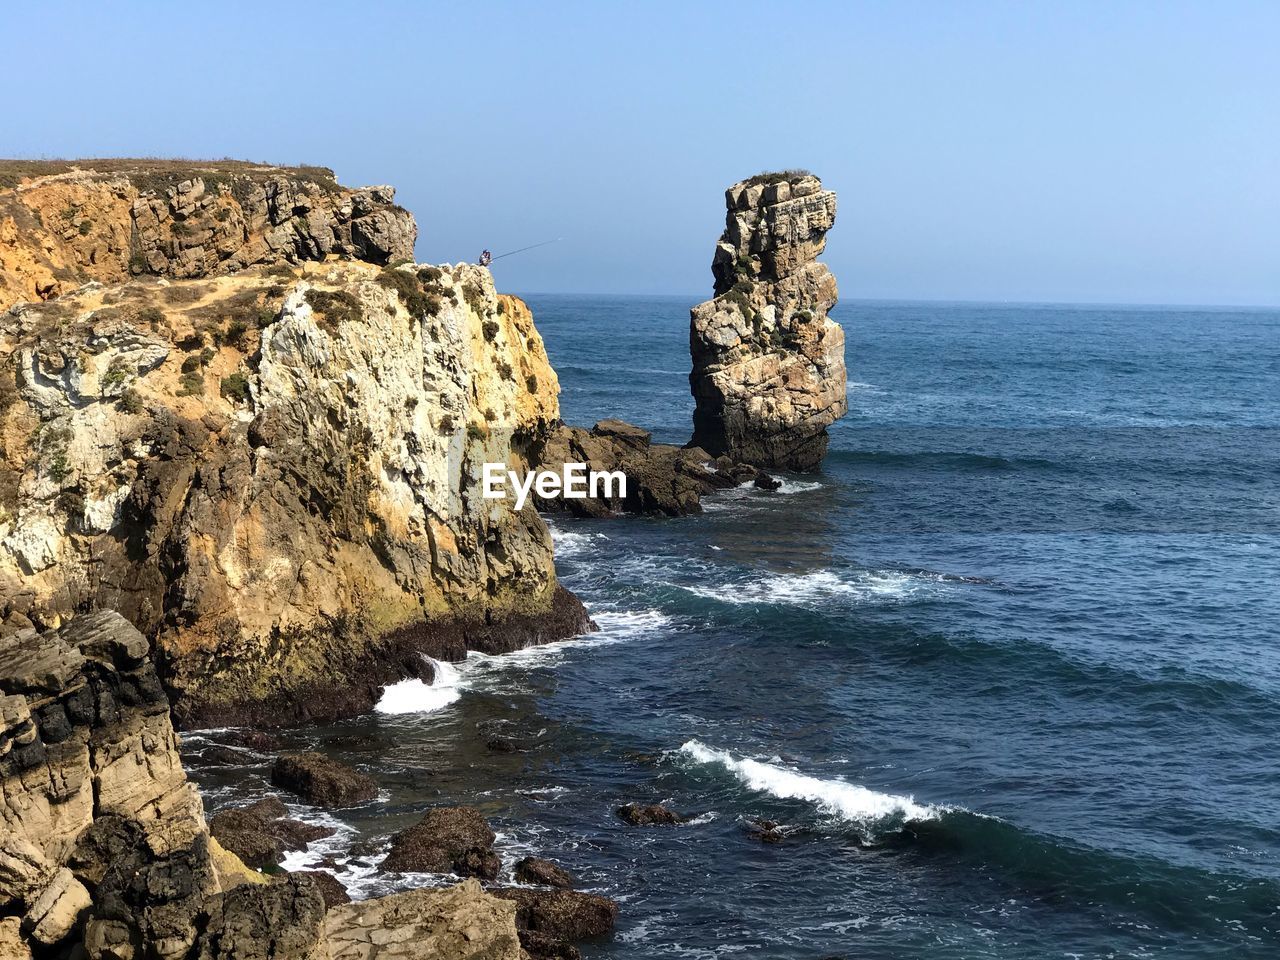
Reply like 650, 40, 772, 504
187, 296, 1280, 958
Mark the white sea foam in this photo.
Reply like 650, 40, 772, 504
680, 568, 945, 608
679, 740, 943, 824
548, 523, 610, 559
374, 657, 465, 715
774, 478, 823, 495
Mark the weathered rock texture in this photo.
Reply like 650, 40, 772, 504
0, 160, 415, 313
689, 172, 847, 471
531, 419, 774, 516
0, 613, 530, 960
0, 611, 265, 956
325, 879, 521, 960
0, 258, 590, 726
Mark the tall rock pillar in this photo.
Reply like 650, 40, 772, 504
688, 173, 847, 471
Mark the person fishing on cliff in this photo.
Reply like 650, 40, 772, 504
478, 249, 493, 267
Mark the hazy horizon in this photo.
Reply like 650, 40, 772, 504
6, 1, 1277, 306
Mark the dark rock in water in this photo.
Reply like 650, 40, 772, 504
209, 799, 334, 869
290, 870, 350, 909
380, 806, 499, 878
193, 874, 326, 960
513, 857, 574, 889
491, 887, 618, 952
519, 930, 582, 960
270, 753, 377, 807
485, 735, 520, 753
753, 472, 782, 490
615, 802, 687, 826
201, 744, 258, 766
227, 731, 282, 753
746, 818, 785, 843
532, 420, 770, 517
209, 811, 284, 869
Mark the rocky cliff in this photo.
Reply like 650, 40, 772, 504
0, 160, 415, 313
0, 612, 525, 960
689, 172, 847, 471
0, 255, 588, 727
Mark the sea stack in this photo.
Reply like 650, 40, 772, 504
688, 172, 847, 471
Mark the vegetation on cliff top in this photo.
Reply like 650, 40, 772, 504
0, 158, 340, 192
743, 169, 813, 187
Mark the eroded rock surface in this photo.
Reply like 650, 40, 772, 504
325, 879, 521, 960
0, 160, 415, 312
0, 261, 591, 725
0, 613, 532, 959
689, 172, 847, 471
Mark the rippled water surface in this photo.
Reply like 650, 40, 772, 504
187, 297, 1280, 959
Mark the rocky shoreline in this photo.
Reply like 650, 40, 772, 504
0, 161, 848, 958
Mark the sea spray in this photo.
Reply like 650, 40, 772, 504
374, 657, 465, 715
679, 740, 944, 824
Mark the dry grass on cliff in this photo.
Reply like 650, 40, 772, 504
744, 169, 813, 186
0, 158, 339, 191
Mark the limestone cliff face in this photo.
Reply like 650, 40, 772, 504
0, 259, 585, 726
0, 160, 416, 313
689, 173, 847, 471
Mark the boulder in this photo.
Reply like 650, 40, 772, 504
491, 888, 618, 954
290, 870, 350, 909
209, 800, 334, 869
380, 807, 500, 879
513, 857, 574, 889
689, 172, 847, 471
325, 879, 520, 960
192, 875, 327, 960
533, 421, 774, 517
0, 918, 30, 960
270, 754, 377, 807
615, 803, 687, 826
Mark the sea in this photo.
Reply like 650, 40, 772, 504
185, 296, 1280, 959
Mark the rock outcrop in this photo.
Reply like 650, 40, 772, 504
380, 806, 500, 879
0, 612, 531, 960
0, 611, 265, 956
0, 160, 416, 313
689, 172, 847, 471
531, 419, 774, 517
325, 880, 521, 960
0, 258, 591, 726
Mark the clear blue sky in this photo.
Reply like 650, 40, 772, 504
6, 1, 1277, 305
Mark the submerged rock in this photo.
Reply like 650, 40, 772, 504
689, 172, 847, 470
270, 754, 377, 808
380, 806, 501, 879
614, 802, 688, 826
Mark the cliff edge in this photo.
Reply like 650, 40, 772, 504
689, 172, 847, 471
0, 159, 416, 313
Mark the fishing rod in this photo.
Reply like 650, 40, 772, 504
480, 238, 563, 265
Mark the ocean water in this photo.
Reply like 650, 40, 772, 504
185, 296, 1280, 958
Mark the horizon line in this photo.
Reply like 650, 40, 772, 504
510, 291, 1280, 311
